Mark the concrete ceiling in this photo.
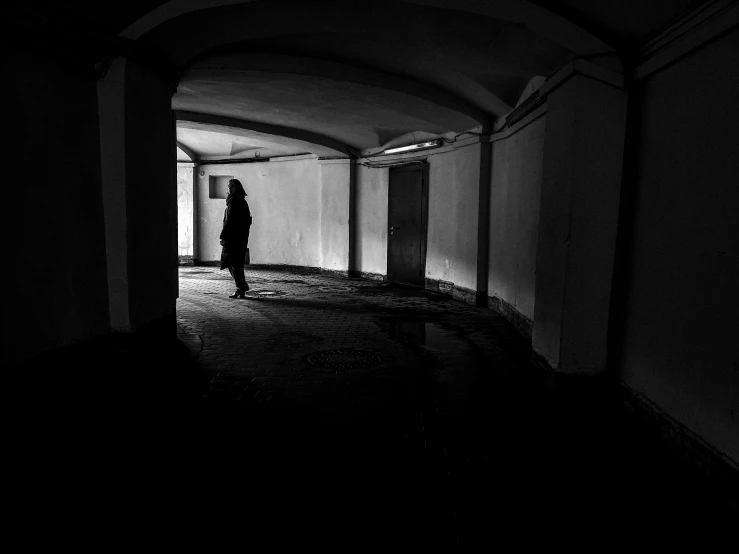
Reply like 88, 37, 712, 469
527, 0, 705, 49
32, 0, 700, 49
157, 0, 575, 156
14, 0, 709, 158
174, 64, 483, 153
176, 125, 311, 161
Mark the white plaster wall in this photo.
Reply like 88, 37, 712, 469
196, 157, 322, 267
426, 144, 482, 291
488, 115, 546, 320
533, 82, 577, 369
532, 75, 627, 374
354, 143, 483, 290
177, 165, 194, 256
618, 29, 739, 464
190, 143, 485, 289
319, 161, 351, 271
355, 165, 389, 275
425, 151, 457, 283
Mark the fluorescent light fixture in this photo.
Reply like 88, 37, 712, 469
383, 139, 442, 155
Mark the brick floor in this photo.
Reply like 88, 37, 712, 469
173, 267, 738, 546
10, 266, 737, 547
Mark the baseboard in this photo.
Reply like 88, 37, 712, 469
193, 262, 383, 280
178, 255, 194, 266
424, 278, 479, 306
621, 383, 739, 482
531, 349, 553, 374
453, 286, 477, 306
348, 270, 386, 281
192, 248, 249, 266
319, 267, 349, 278
488, 294, 533, 340
530, 349, 613, 396
425, 278, 452, 294
127, 310, 177, 345
244, 263, 349, 277
245, 263, 321, 274
532, 350, 739, 482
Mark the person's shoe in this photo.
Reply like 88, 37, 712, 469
243, 283, 250, 292
229, 290, 246, 299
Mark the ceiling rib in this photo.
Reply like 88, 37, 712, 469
524, 0, 624, 53
175, 110, 355, 158
176, 140, 198, 161
121, 0, 609, 57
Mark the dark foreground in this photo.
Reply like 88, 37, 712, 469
10, 267, 737, 548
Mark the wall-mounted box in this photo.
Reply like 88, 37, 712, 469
209, 175, 234, 199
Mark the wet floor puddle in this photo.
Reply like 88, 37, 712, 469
379, 317, 468, 356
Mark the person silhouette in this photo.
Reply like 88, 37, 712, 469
219, 179, 252, 298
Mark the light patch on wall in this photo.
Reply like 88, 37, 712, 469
291, 231, 303, 247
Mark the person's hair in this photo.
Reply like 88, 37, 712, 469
228, 179, 247, 196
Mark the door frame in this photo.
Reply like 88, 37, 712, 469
386, 162, 429, 287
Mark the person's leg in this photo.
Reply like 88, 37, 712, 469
231, 264, 247, 292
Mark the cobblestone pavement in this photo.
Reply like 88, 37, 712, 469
12, 266, 736, 548
171, 267, 737, 547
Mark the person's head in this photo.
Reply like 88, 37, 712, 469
227, 179, 246, 196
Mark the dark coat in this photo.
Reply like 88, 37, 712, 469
219, 195, 252, 270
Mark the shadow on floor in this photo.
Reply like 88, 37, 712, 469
8, 268, 739, 547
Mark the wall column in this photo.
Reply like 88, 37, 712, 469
451, 138, 492, 305
98, 58, 132, 332
532, 60, 628, 375
98, 57, 179, 335
317, 158, 352, 274
475, 141, 492, 306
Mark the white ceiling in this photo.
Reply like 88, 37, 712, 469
176, 125, 310, 161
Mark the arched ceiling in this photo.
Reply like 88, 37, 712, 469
122, 0, 609, 52
177, 125, 315, 161
150, 0, 578, 156
13, 0, 708, 158
175, 63, 484, 153
176, 111, 352, 158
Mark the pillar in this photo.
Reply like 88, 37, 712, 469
317, 158, 353, 274
532, 60, 628, 374
98, 57, 179, 335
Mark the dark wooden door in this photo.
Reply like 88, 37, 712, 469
387, 164, 427, 287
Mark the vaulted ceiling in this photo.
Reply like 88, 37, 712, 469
12, 0, 706, 159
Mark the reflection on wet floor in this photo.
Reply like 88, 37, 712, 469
382, 319, 470, 367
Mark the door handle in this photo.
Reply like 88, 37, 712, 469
389, 226, 401, 230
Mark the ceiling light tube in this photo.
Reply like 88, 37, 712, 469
383, 139, 442, 155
